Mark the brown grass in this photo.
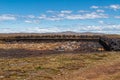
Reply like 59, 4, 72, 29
0, 50, 119, 80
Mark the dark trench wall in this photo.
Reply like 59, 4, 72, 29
0, 40, 105, 52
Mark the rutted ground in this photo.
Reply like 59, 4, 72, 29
0, 51, 120, 80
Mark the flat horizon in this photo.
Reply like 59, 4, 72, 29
0, 0, 120, 34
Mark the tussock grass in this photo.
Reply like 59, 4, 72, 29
0, 51, 120, 80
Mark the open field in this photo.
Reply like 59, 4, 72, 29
0, 51, 120, 80
1, 0, 120, 80
0, 34, 119, 80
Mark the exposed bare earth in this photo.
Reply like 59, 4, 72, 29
0, 34, 119, 80
0, 41, 104, 52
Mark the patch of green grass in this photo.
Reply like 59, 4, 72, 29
36, 66, 44, 70
58, 62, 86, 70
82, 53, 109, 61
36, 66, 61, 75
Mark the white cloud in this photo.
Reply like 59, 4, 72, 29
78, 10, 89, 13
39, 14, 62, 21
61, 10, 72, 14
91, 6, 99, 9
1, 24, 120, 34
58, 13, 65, 17
96, 9, 104, 12
65, 12, 108, 20
38, 12, 108, 21
38, 14, 46, 19
98, 20, 104, 24
109, 4, 120, 10
27, 15, 35, 18
115, 16, 120, 19
46, 17, 62, 21
53, 24, 120, 34
75, 24, 120, 34
0, 27, 61, 33
26, 27, 61, 33
25, 20, 40, 24
25, 20, 32, 23
0, 14, 16, 21
91, 4, 120, 11
102, 25, 120, 32
46, 10, 56, 13
77, 25, 102, 31
46, 10, 72, 14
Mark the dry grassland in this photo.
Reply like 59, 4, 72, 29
0, 49, 120, 80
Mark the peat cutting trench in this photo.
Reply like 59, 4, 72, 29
0, 35, 120, 52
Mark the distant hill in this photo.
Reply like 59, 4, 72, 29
38, 31, 105, 35
52, 31, 104, 35
0, 31, 105, 37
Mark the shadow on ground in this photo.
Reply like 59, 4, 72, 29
0, 48, 103, 58
0, 49, 60, 58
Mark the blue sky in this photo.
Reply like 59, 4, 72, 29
0, 0, 120, 34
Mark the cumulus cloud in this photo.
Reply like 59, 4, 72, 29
109, 4, 120, 10
78, 10, 89, 13
115, 16, 120, 19
46, 10, 72, 14
76, 25, 102, 31
27, 15, 35, 18
0, 27, 61, 33
60, 10, 72, 14
1, 24, 120, 34
102, 25, 120, 32
57, 13, 65, 17
0, 14, 16, 21
91, 4, 120, 11
38, 12, 108, 21
74, 24, 120, 34
96, 9, 104, 13
53, 24, 120, 34
19, 9, 108, 21
90, 6, 99, 9
46, 10, 56, 13
38, 14, 47, 19
38, 14, 62, 21
98, 20, 104, 24
65, 12, 108, 20
25, 20, 32, 23
46, 17, 62, 21
25, 20, 40, 24
26, 27, 61, 33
